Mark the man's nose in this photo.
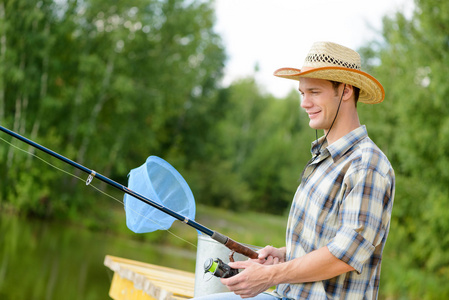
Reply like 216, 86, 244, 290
300, 94, 311, 108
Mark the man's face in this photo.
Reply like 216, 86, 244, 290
299, 78, 341, 131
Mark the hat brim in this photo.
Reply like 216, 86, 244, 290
273, 67, 385, 104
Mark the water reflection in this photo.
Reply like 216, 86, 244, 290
0, 213, 196, 300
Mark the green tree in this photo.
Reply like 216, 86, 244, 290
196, 78, 311, 214
0, 0, 62, 216
358, 0, 449, 297
0, 0, 226, 218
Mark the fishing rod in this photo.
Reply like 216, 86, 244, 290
0, 125, 258, 259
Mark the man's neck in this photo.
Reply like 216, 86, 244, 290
324, 112, 361, 145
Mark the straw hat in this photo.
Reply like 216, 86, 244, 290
273, 41, 384, 104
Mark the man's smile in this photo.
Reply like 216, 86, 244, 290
306, 110, 321, 118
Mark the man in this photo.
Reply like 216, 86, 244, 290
195, 41, 395, 300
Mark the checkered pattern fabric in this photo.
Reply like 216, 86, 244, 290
275, 126, 395, 300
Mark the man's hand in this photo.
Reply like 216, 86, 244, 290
219, 246, 285, 298
220, 260, 273, 299
256, 246, 286, 265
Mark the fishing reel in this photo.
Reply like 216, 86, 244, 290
203, 257, 239, 278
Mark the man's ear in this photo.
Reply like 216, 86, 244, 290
342, 84, 354, 101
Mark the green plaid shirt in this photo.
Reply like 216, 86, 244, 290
276, 125, 395, 300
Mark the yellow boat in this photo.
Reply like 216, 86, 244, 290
104, 255, 195, 300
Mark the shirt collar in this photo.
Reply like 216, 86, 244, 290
311, 125, 368, 163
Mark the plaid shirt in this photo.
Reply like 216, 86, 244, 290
275, 125, 395, 300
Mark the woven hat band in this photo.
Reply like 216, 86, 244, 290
304, 53, 361, 70
302, 42, 362, 70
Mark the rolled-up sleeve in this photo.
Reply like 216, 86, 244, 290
327, 167, 394, 273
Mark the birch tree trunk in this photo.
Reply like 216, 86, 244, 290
0, 2, 5, 124
76, 56, 115, 166
27, 21, 50, 167
6, 54, 26, 168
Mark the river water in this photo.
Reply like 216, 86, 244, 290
0, 212, 197, 300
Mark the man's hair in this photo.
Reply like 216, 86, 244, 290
330, 80, 360, 106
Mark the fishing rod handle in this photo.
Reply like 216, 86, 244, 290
211, 231, 258, 259
225, 238, 259, 259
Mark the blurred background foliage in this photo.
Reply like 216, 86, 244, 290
1, 0, 448, 298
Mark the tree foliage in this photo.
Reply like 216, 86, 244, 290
358, 0, 449, 297
0, 0, 311, 218
0, 0, 227, 216
190, 78, 311, 214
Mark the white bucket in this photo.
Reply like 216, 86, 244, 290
194, 234, 261, 297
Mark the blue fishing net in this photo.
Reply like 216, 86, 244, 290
124, 156, 195, 233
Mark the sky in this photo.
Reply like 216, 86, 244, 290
213, 0, 414, 98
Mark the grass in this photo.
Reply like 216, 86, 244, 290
95, 201, 288, 253
195, 204, 287, 248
